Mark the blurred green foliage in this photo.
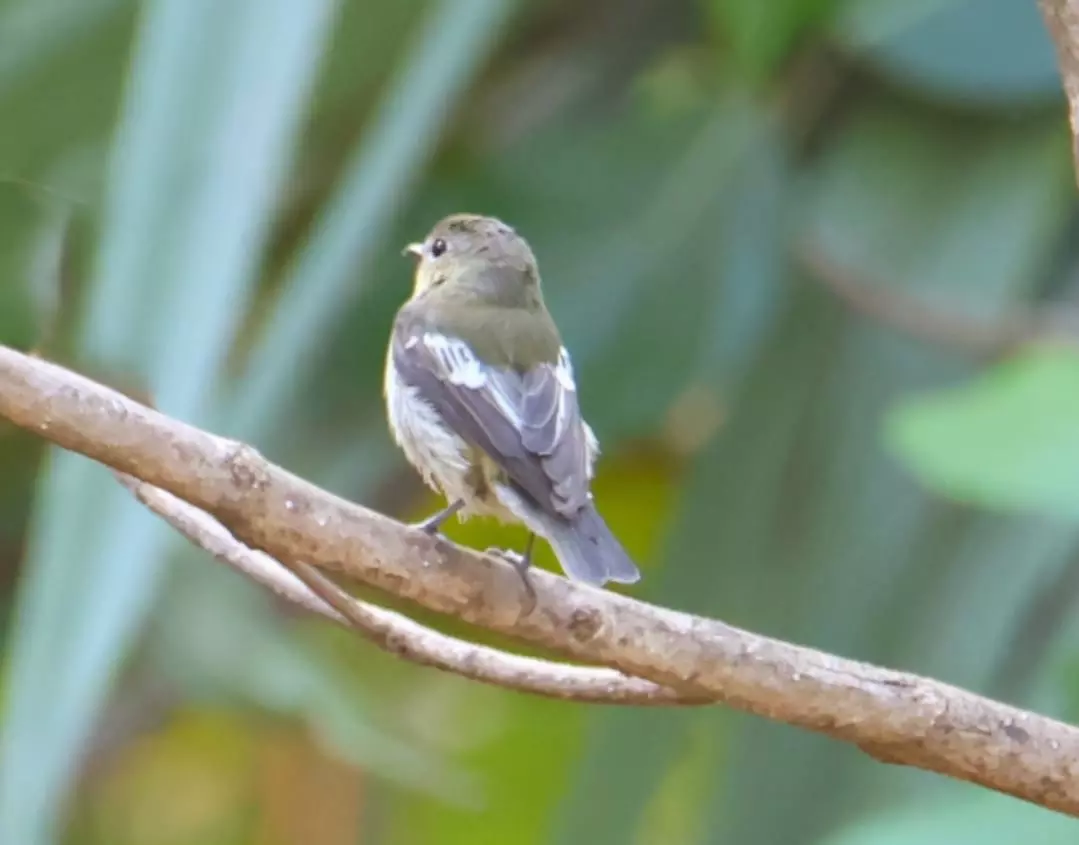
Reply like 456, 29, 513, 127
0, 0, 1077, 842
890, 347, 1079, 519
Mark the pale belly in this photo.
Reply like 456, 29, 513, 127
383, 354, 516, 522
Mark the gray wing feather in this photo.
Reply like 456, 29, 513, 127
392, 328, 590, 519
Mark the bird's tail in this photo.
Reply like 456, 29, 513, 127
546, 503, 640, 587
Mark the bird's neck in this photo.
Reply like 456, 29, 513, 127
408, 294, 561, 370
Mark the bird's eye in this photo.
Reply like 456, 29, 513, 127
430, 238, 447, 258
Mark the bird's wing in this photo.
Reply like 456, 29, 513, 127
391, 327, 592, 519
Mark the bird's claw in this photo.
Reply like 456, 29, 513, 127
485, 546, 537, 615
484, 546, 525, 566
410, 500, 466, 536
411, 516, 443, 536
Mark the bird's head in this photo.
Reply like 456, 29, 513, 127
403, 213, 544, 309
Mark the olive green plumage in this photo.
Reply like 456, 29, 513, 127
418, 296, 562, 371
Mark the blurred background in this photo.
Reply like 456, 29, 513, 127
1, 0, 1079, 842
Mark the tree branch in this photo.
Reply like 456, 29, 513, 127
115, 472, 693, 706
2, 344, 1079, 816
798, 238, 1079, 356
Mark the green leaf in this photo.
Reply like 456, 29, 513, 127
888, 346, 1079, 519
0, 1, 339, 841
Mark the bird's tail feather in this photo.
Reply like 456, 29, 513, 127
546, 504, 640, 587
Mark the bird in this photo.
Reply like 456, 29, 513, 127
383, 212, 641, 589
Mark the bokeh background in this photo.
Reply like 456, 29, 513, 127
1, 0, 1079, 842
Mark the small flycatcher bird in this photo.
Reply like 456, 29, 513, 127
383, 213, 640, 588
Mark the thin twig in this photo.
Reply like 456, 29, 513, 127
115, 472, 694, 706
798, 238, 1079, 356
2, 345, 1079, 816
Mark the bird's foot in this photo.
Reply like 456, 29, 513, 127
485, 542, 537, 616
410, 516, 442, 536
411, 499, 465, 536
484, 546, 527, 567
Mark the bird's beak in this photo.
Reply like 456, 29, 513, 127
402, 242, 424, 260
